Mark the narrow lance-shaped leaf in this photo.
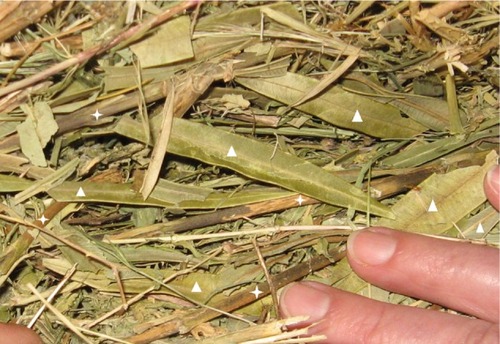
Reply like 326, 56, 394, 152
343, 74, 452, 131
43, 256, 264, 302
140, 87, 175, 199
165, 119, 394, 218
382, 125, 499, 168
48, 180, 291, 209
112, 115, 393, 217
378, 150, 497, 234
13, 158, 79, 205
237, 73, 426, 138
150, 179, 212, 204
291, 51, 360, 107
0, 175, 34, 192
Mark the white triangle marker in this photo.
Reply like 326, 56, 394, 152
476, 223, 484, 234
428, 199, 438, 212
352, 110, 363, 123
191, 282, 202, 293
76, 187, 86, 197
227, 146, 237, 157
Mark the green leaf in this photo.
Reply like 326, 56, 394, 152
0, 122, 17, 140
377, 150, 497, 234
43, 257, 261, 303
47, 180, 292, 209
342, 76, 451, 131
167, 119, 393, 218
13, 158, 79, 205
0, 174, 33, 192
17, 102, 58, 167
382, 126, 499, 168
32, 102, 58, 147
150, 179, 212, 204
197, 2, 301, 30
17, 118, 46, 167
236, 73, 426, 138
113, 116, 394, 218
130, 16, 193, 67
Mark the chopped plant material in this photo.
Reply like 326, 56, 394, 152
0, 1, 498, 343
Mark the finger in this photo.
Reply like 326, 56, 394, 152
0, 324, 42, 344
347, 227, 499, 322
484, 165, 499, 211
279, 282, 498, 344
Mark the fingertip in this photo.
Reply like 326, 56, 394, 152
0, 323, 42, 344
279, 282, 333, 324
347, 227, 398, 267
484, 165, 500, 211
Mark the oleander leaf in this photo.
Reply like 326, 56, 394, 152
114, 116, 394, 218
47, 180, 292, 209
382, 124, 499, 168
236, 72, 426, 138
378, 150, 498, 234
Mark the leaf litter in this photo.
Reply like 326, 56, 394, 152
0, 1, 498, 343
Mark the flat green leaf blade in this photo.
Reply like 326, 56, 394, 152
343, 77, 450, 131
237, 73, 426, 138
0, 174, 33, 192
47, 181, 292, 209
378, 150, 497, 234
17, 117, 47, 167
388, 95, 450, 132
43, 257, 261, 303
130, 16, 193, 67
150, 179, 212, 204
13, 157, 79, 204
167, 118, 394, 218
382, 126, 499, 168
48, 181, 162, 206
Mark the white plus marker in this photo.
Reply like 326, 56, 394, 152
427, 199, 438, 212
91, 109, 103, 121
352, 109, 363, 123
76, 187, 86, 197
191, 282, 202, 293
476, 223, 484, 234
250, 286, 263, 299
296, 195, 304, 206
227, 146, 237, 157
38, 215, 49, 225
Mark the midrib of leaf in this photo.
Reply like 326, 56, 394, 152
390, 97, 448, 131
48, 180, 292, 208
382, 127, 498, 168
236, 73, 426, 138
378, 151, 497, 233
168, 118, 393, 218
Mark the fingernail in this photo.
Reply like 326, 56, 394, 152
279, 282, 331, 323
485, 165, 500, 192
347, 228, 397, 266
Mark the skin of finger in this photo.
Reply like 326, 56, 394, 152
347, 227, 499, 323
280, 282, 499, 344
484, 165, 500, 211
0, 324, 42, 344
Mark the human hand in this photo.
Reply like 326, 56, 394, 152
279, 165, 500, 343
1, 168, 497, 344
0, 323, 42, 344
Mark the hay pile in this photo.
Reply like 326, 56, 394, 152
0, 1, 498, 343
